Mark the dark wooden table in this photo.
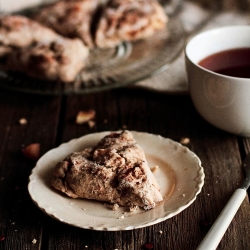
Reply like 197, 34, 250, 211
0, 1, 250, 250
0, 86, 250, 250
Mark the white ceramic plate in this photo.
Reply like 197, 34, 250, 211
28, 131, 204, 231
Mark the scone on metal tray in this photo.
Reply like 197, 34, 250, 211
0, 15, 89, 82
51, 130, 163, 210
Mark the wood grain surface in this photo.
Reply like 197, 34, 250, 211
0, 87, 249, 250
0, 0, 249, 249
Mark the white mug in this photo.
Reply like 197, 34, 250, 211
185, 26, 250, 137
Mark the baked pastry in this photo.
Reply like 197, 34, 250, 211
0, 15, 89, 82
34, 0, 168, 49
34, 0, 100, 48
95, 0, 168, 48
51, 130, 163, 210
0, 14, 58, 47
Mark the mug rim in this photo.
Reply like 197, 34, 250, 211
185, 25, 250, 81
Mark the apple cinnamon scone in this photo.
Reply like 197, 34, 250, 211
51, 130, 163, 210
34, 0, 168, 49
34, 0, 100, 48
95, 0, 168, 48
0, 15, 89, 82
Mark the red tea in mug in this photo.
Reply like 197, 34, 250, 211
198, 48, 250, 78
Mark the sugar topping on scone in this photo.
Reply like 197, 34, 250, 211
95, 0, 168, 48
34, 0, 100, 48
34, 0, 168, 49
0, 15, 89, 82
51, 130, 163, 210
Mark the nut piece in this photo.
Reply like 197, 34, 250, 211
76, 110, 96, 124
19, 118, 28, 125
112, 203, 119, 211
22, 143, 41, 160
180, 137, 190, 145
151, 165, 159, 173
32, 238, 37, 244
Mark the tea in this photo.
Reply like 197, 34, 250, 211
198, 48, 250, 78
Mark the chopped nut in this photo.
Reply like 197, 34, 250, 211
129, 205, 138, 212
88, 120, 96, 128
19, 118, 27, 125
112, 203, 119, 211
76, 110, 95, 124
180, 137, 190, 145
118, 215, 124, 220
151, 165, 159, 173
22, 143, 40, 160
32, 239, 37, 244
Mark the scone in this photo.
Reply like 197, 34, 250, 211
51, 130, 163, 210
34, 0, 168, 49
95, 0, 168, 48
0, 15, 89, 82
34, 0, 100, 48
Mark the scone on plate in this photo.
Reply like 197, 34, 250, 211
0, 15, 89, 82
51, 130, 163, 210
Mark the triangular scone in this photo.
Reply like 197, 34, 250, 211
51, 130, 163, 210
34, 0, 100, 48
0, 15, 89, 82
95, 0, 168, 48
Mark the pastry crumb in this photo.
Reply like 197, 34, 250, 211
151, 165, 159, 173
88, 120, 96, 128
112, 203, 119, 211
129, 205, 138, 212
118, 215, 125, 220
19, 118, 27, 125
182, 194, 186, 197
22, 143, 40, 160
180, 137, 190, 145
32, 239, 37, 244
76, 110, 95, 124
158, 230, 163, 234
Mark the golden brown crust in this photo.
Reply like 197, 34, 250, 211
51, 131, 163, 210
95, 0, 168, 48
34, 0, 100, 48
0, 15, 89, 82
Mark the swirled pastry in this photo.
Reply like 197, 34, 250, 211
34, 0, 168, 49
51, 130, 163, 210
34, 0, 100, 48
0, 15, 89, 82
95, 0, 168, 48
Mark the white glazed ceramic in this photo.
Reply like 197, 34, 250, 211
28, 131, 204, 231
185, 26, 250, 136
